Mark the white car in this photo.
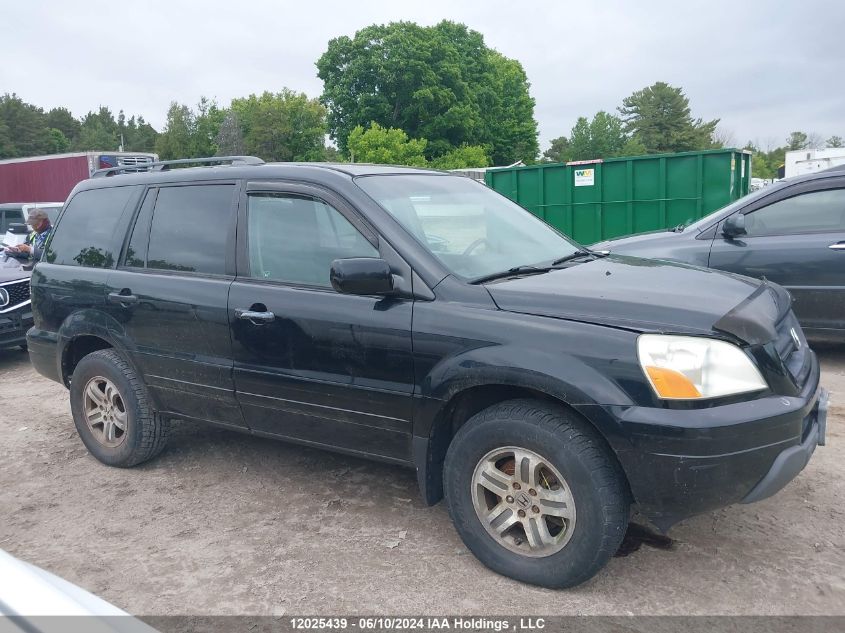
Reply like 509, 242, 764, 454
0, 549, 158, 632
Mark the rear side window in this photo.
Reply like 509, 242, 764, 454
144, 185, 235, 274
44, 186, 140, 267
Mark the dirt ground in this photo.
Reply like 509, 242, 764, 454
0, 346, 843, 616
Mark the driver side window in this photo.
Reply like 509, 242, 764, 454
744, 189, 845, 237
247, 193, 378, 287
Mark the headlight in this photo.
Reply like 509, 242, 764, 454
637, 334, 767, 400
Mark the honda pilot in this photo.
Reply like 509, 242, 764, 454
28, 157, 827, 588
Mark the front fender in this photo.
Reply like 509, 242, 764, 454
412, 311, 645, 444
423, 343, 632, 409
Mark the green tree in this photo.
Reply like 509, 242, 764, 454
216, 111, 245, 156
545, 111, 644, 164
744, 140, 789, 179
46, 107, 81, 145
745, 142, 773, 179
0, 93, 51, 157
75, 122, 118, 151
430, 144, 490, 169
619, 135, 647, 156
346, 122, 427, 166
129, 116, 158, 152
115, 112, 158, 152
74, 107, 119, 151
567, 111, 627, 160
618, 82, 719, 153
786, 131, 808, 151
193, 97, 225, 157
321, 145, 343, 162
0, 119, 13, 157
543, 136, 572, 163
317, 20, 538, 164
479, 51, 539, 164
230, 90, 327, 161
751, 153, 772, 179
825, 135, 843, 148
48, 128, 70, 153
154, 102, 195, 159
154, 100, 223, 159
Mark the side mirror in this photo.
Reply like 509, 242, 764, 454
330, 258, 394, 296
723, 214, 747, 238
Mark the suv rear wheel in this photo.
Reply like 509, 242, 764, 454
69, 349, 169, 467
443, 399, 629, 588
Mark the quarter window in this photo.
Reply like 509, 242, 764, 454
123, 189, 156, 268
743, 189, 845, 236
44, 186, 141, 267
145, 185, 235, 274
247, 194, 378, 287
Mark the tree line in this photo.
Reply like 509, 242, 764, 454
541, 82, 842, 179
0, 94, 157, 157
1, 20, 841, 174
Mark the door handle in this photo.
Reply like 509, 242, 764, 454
235, 308, 275, 324
108, 291, 138, 305
829, 242, 845, 250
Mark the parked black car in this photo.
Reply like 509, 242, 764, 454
0, 202, 63, 234
28, 157, 827, 588
0, 205, 62, 350
592, 167, 845, 342
0, 250, 33, 350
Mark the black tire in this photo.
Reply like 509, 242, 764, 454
69, 349, 169, 467
443, 399, 629, 588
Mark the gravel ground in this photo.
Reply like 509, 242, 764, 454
0, 346, 843, 616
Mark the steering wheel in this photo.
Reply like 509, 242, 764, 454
462, 237, 491, 256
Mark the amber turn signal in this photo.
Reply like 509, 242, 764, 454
644, 366, 702, 399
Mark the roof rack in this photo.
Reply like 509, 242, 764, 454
91, 155, 265, 178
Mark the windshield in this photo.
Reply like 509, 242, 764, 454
682, 182, 787, 232
355, 174, 580, 279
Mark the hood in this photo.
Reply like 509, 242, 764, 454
591, 228, 683, 253
485, 255, 789, 344
0, 255, 30, 283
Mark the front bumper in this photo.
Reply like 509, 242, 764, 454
741, 388, 827, 504
581, 350, 824, 530
0, 303, 33, 349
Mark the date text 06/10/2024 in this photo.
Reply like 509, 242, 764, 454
289, 617, 546, 631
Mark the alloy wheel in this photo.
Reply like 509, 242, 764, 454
471, 446, 576, 557
82, 376, 128, 448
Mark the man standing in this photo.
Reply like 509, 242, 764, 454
5, 208, 52, 260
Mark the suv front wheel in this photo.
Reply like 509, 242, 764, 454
443, 399, 629, 588
70, 349, 170, 467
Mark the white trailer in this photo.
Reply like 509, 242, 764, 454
784, 148, 845, 178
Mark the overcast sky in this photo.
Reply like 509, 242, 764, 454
3, 0, 843, 153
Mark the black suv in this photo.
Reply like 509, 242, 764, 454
28, 157, 827, 588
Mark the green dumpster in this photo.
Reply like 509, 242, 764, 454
485, 148, 751, 244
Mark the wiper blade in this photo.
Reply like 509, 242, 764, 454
551, 249, 607, 266
470, 265, 551, 284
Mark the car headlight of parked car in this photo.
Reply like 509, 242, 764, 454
637, 334, 767, 400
